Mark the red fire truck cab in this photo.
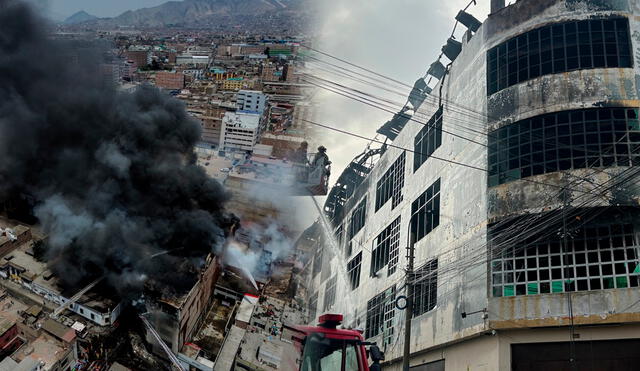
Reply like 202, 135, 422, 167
285, 314, 384, 371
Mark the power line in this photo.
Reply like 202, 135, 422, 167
304, 68, 627, 161
302, 117, 487, 171
300, 44, 411, 89
300, 117, 616, 195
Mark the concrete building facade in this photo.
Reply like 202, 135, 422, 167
155, 71, 185, 90
220, 111, 264, 152
303, 1, 640, 370
0, 225, 122, 327
145, 254, 222, 358
125, 48, 151, 69
236, 90, 268, 114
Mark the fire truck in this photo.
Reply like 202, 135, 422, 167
285, 314, 384, 371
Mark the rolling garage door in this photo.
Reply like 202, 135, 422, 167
512, 339, 640, 371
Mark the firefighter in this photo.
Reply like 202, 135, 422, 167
312, 146, 331, 181
312, 146, 330, 169
290, 141, 309, 164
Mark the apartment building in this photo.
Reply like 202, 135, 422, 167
220, 111, 264, 152
237, 90, 268, 114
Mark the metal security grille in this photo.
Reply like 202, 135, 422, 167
323, 275, 337, 311
371, 216, 401, 276
382, 285, 396, 346
488, 107, 640, 187
413, 259, 438, 316
347, 252, 362, 290
365, 285, 396, 343
491, 223, 640, 297
414, 107, 443, 172
375, 152, 406, 211
411, 179, 441, 243
487, 17, 632, 95
349, 197, 367, 239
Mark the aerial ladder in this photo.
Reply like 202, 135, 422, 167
139, 314, 186, 371
50, 277, 104, 320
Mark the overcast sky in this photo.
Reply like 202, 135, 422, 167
313, 0, 490, 180
294, 0, 491, 226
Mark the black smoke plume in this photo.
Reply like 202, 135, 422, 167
0, 0, 232, 297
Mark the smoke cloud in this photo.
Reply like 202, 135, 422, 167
0, 0, 233, 297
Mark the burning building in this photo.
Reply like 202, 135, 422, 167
0, 220, 122, 327
143, 254, 222, 359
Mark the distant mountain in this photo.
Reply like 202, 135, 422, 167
70, 0, 313, 30
63, 11, 99, 25
84, 0, 309, 29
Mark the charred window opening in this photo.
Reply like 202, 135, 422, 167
371, 216, 401, 277
414, 107, 443, 172
321, 248, 332, 283
491, 220, 640, 297
488, 108, 640, 187
323, 275, 337, 311
376, 152, 406, 211
336, 223, 344, 253
411, 179, 441, 243
312, 247, 322, 278
487, 17, 632, 95
348, 197, 367, 239
347, 252, 362, 290
308, 292, 318, 321
365, 285, 396, 345
413, 259, 438, 317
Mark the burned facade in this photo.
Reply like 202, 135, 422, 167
143, 254, 222, 360
303, 0, 640, 369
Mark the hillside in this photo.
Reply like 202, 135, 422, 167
85, 0, 308, 29
62, 10, 98, 25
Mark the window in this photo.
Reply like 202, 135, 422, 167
487, 17, 632, 95
312, 247, 323, 278
365, 285, 396, 345
323, 276, 337, 311
488, 107, 640, 187
301, 337, 360, 371
371, 216, 401, 276
347, 252, 362, 290
491, 222, 639, 297
321, 250, 332, 282
376, 152, 406, 211
413, 259, 438, 316
348, 197, 367, 239
336, 223, 345, 254
308, 292, 318, 321
414, 107, 443, 172
411, 179, 441, 243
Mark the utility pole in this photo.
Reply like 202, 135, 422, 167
560, 186, 577, 371
402, 232, 416, 371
